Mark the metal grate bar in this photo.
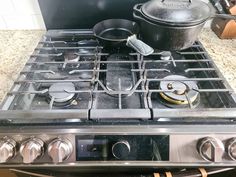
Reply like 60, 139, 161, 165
142, 59, 212, 63
25, 59, 213, 66
131, 69, 171, 73
148, 89, 233, 93
177, 51, 207, 55
7, 89, 147, 96
20, 69, 107, 74
35, 46, 103, 50
15, 79, 93, 83
33, 52, 108, 57
39, 41, 68, 44
147, 78, 224, 82
184, 68, 216, 72
31, 53, 63, 57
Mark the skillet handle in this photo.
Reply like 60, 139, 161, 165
211, 14, 236, 20
126, 35, 154, 56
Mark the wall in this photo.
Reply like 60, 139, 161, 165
0, 0, 211, 30
0, 0, 45, 29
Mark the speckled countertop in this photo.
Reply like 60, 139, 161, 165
0, 29, 235, 103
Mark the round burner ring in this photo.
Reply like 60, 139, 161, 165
160, 51, 172, 61
49, 82, 76, 103
64, 52, 80, 62
159, 75, 199, 105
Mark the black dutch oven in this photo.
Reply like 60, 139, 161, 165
133, 0, 236, 51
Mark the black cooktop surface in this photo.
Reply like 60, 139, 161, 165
1, 29, 236, 124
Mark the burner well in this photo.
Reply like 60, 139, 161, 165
49, 82, 76, 104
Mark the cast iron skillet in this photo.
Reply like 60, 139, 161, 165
93, 19, 154, 56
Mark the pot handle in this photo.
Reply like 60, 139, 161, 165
133, 3, 143, 13
126, 35, 154, 56
133, 4, 145, 21
211, 14, 236, 20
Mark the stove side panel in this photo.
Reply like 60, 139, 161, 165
38, 0, 148, 29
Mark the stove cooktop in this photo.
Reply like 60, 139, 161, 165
1, 29, 236, 124
1, 30, 236, 169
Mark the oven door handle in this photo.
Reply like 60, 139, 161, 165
154, 168, 234, 177
9, 169, 54, 177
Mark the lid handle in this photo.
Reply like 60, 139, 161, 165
133, 4, 143, 14
161, 0, 192, 3
133, 4, 146, 22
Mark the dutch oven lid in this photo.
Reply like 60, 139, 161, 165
141, 0, 211, 26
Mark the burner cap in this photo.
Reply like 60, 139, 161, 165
64, 52, 79, 62
160, 51, 172, 60
159, 75, 199, 105
77, 40, 98, 54
49, 82, 76, 103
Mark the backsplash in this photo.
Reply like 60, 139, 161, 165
0, 0, 45, 29
0, 0, 211, 30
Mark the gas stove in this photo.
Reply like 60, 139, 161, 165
0, 29, 236, 171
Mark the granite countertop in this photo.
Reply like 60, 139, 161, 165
0, 29, 235, 103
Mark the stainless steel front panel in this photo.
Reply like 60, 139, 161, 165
0, 125, 236, 167
170, 135, 234, 163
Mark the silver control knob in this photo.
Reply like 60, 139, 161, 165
20, 138, 44, 164
226, 138, 236, 161
112, 140, 130, 159
47, 138, 73, 163
0, 138, 16, 163
197, 137, 224, 162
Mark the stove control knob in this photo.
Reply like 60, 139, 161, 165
20, 138, 44, 164
112, 141, 130, 159
47, 138, 73, 163
197, 137, 224, 162
226, 138, 236, 161
0, 138, 16, 163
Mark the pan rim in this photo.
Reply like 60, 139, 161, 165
93, 19, 139, 42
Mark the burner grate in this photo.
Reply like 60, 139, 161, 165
1, 29, 236, 123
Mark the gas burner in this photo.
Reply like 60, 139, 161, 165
159, 75, 200, 108
64, 52, 80, 62
160, 51, 172, 61
48, 82, 76, 106
77, 39, 98, 54
105, 54, 133, 93
62, 52, 80, 70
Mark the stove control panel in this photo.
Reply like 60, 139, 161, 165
75, 135, 169, 161
1, 134, 236, 165
197, 137, 225, 162
169, 135, 236, 163
0, 135, 75, 164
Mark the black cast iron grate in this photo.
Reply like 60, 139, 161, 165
1, 29, 236, 123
